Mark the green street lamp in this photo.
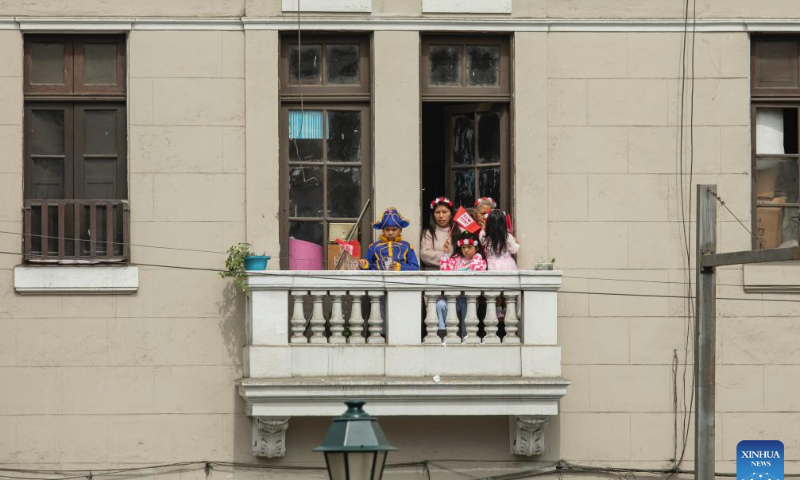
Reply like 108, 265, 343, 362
315, 400, 397, 480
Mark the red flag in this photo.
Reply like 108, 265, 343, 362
506, 213, 514, 233
453, 206, 481, 234
335, 238, 361, 257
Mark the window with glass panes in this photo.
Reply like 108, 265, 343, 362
279, 35, 371, 270
421, 36, 511, 211
752, 36, 800, 249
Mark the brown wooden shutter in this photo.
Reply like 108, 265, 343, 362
24, 103, 74, 199
74, 103, 127, 199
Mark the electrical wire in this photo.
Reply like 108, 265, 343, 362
1, 249, 798, 304
711, 191, 755, 239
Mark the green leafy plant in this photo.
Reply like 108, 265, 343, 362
220, 242, 255, 292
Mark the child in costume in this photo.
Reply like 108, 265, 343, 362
358, 207, 420, 271
480, 209, 520, 271
436, 231, 487, 338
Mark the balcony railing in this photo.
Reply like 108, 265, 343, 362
238, 270, 567, 458
23, 199, 130, 264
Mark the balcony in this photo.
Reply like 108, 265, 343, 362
23, 199, 130, 264
238, 270, 568, 458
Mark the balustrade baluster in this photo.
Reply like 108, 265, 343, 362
443, 290, 461, 344
328, 291, 346, 344
366, 291, 385, 344
503, 291, 521, 344
462, 291, 481, 344
423, 291, 441, 344
347, 291, 366, 344
309, 291, 328, 344
289, 290, 308, 344
482, 290, 501, 344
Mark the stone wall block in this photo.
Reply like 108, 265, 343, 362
131, 31, 222, 78
154, 366, 240, 413
559, 317, 629, 364
131, 126, 223, 173
560, 413, 631, 460
548, 79, 587, 126
548, 126, 627, 173
548, 33, 627, 78
589, 79, 669, 126
153, 78, 244, 126
548, 174, 588, 221
588, 175, 670, 221
153, 173, 244, 222
549, 222, 628, 269
589, 365, 672, 412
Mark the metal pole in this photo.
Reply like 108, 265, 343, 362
695, 184, 717, 480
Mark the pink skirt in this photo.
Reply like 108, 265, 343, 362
487, 254, 518, 271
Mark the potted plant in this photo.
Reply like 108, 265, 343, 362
220, 242, 270, 291
534, 257, 556, 271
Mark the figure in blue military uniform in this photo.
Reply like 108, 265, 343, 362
358, 207, 420, 271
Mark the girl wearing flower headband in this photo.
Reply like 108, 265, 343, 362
420, 196, 457, 270
437, 231, 487, 339
473, 197, 497, 230
480, 209, 520, 271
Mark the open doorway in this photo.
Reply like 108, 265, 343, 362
421, 102, 510, 225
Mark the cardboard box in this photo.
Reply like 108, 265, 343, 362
327, 243, 361, 270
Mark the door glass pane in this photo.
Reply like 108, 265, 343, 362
30, 42, 65, 85
466, 46, 500, 86
479, 167, 500, 207
756, 157, 798, 204
31, 109, 65, 155
756, 108, 799, 154
83, 158, 117, 199
755, 41, 799, 89
429, 45, 461, 86
757, 206, 799, 249
327, 111, 361, 162
83, 43, 117, 85
326, 44, 359, 85
328, 166, 361, 218
289, 110, 323, 162
84, 110, 117, 154
288, 45, 322, 85
289, 166, 323, 217
30, 158, 64, 199
478, 112, 500, 164
452, 113, 475, 165
454, 169, 475, 209
289, 221, 324, 270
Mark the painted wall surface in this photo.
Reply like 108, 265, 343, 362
0, 2, 798, 480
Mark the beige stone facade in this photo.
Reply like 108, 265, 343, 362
1, 1, 799, 479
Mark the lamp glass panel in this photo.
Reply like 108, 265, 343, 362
345, 452, 376, 480
325, 452, 347, 480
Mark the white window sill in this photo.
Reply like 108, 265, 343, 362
14, 265, 138, 295
744, 262, 800, 293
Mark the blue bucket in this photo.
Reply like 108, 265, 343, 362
243, 255, 270, 270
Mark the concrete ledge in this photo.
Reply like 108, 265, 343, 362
14, 265, 139, 294
239, 376, 569, 417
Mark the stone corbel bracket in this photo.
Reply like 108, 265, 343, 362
252, 416, 290, 458
510, 416, 547, 457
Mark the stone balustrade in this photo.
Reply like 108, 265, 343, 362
244, 270, 561, 347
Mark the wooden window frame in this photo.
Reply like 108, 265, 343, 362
24, 34, 126, 97
421, 35, 511, 99
280, 34, 370, 99
23, 34, 128, 264
751, 36, 800, 249
444, 103, 510, 210
279, 33, 373, 270
278, 104, 372, 270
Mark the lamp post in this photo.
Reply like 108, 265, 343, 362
315, 400, 396, 480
